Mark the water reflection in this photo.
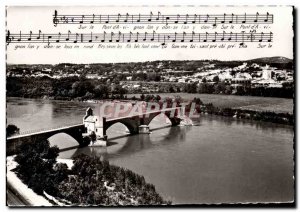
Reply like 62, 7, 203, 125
62, 125, 192, 160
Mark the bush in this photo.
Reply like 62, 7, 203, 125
6, 124, 19, 137
14, 139, 67, 196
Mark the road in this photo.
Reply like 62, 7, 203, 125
6, 186, 28, 206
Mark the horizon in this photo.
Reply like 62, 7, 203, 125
6, 56, 293, 66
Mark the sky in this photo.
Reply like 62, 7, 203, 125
6, 6, 293, 64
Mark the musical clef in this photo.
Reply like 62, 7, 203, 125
6, 30, 12, 45
53, 10, 59, 26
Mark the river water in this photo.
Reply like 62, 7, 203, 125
7, 97, 294, 204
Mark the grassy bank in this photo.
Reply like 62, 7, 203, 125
127, 93, 293, 114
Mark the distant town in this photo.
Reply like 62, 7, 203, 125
7, 57, 294, 99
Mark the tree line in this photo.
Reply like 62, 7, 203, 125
7, 76, 294, 99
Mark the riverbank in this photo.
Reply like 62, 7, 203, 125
127, 93, 293, 114
200, 104, 294, 125
8, 138, 170, 206
7, 156, 52, 206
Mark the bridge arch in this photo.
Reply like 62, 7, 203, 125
48, 132, 81, 149
104, 118, 139, 136
144, 111, 181, 126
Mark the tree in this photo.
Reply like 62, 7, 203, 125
213, 75, 220, 83
6, 124, 19, 137
155, 95, 161, 102
14, 139, 66, 196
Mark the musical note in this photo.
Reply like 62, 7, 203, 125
105, 15, 110, 24
37, 30, 42, 39
172, 32, 177, 42
124, 13, 129, 22
151, 31, 155, 41
213, 17, 217, 27
175, 14, 180, 24
79, 15, 85, 24
148, 12, 153, 22
221, 13, 226, 24
184, 14, 189, 24
181, 32, 186, 42
116, 14, 121, 23
264, 12, 269, 22
6, 30, 274, 45
228, 32, 233, 41
156, 12, 161, 21
165, 16, 170, 25
101, 31, 106, 42
229, 13, 234, 24
89, 32, 93, 42
56, 32, 61, 42
66, 30, 71, 41
47, 35, 52, 45
192, 14, 197, 24
212, 32, 217, 42
241, 13, 246, 24
90, 14, 95, 24
135, 32, 139, 42
221, 31, 225, 41
254, 12, 259, 23
203, 32, 208, 42
258, 32, 264, 42
28, 31, 32, 41
73, 33, 79, 43
143, 32, 147, 41
17, 31, 21, 41
109, 32, 114, 42
51, 11, 273, 26
162, 35, 166, 46
204, 14, 209, 23
127, 32, 132, 42
268, 32, 273, 42
190, 31, 195, 42
116, 31, 121, 42
240, 31, 245, 45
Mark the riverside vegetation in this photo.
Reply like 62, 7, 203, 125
13, 139, 170, 206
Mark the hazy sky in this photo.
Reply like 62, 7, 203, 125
6, 6, 293, 64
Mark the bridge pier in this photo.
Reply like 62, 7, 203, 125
139, 125, 150, 134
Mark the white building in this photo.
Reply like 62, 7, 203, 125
83, 108, 107, 144
262, 65, 273, 80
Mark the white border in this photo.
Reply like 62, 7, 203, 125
1, 0, 298, 211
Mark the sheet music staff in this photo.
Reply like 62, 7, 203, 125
53, 11, 273, 26
6, 30, 273, 46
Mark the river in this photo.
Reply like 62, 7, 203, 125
6, 97, 294, 204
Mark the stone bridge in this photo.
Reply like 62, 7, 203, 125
102, 107, 182, 137
7, 124, 85, 155
7, 106, 188, 155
